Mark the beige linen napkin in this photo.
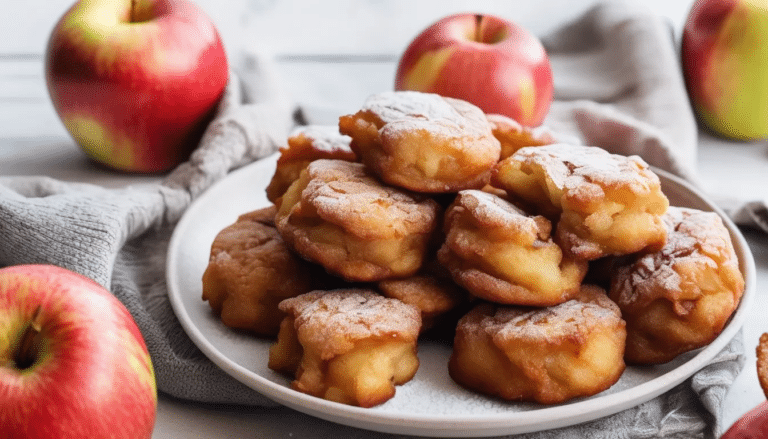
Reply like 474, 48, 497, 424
0, 1, 748, 438
543, 2, 700, 183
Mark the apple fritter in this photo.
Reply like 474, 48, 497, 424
266, 125, 356, 204
202, 205, 329, 337
437, 190, 588, 306
275, 159, 441, 282
609, 206, 745, 364
757, 333, 768, 399
492, 143, 669, 260
338, 91, 501, 193
486, 113, 559, 160
449, 285, 626, 404
377, 259, 469, 334
268, 289, 421, 407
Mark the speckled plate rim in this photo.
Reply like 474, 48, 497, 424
166, 154, 756, 437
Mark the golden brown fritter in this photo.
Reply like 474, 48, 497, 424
449, 285, 626, 404
266, 125, 356, 204
438, 190, 587, 306
610, 206, 745, 364
339, 91, 501, 193
275, 159, 441, 282
486, 113, 559, 160
269, 289, 421, 407
377, 259, 469, 333
492, 143, 669, 260
202, 206, 327, 337
757, 333, 768, 399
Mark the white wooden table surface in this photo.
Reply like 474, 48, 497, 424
2, 0, 767, 437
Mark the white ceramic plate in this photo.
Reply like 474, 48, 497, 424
166, 153, 756, 437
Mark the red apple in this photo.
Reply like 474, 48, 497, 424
45, 0, 229, 173
681, 0, 768, 140
395, 13, 553, 127
721, 401, 768, 438
0, 264, 157, 439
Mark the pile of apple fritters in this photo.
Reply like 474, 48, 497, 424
202, 91, 745, 408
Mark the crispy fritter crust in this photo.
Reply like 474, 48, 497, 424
339, 91, 501, 193
492, 143, 669, 260
610, 206, 745, 364
266, 125, 356, 203
438, 190, 587, 306
202, 206, 323, 336
269, 289, 421, 407
275, 159, 440, 281
449, 285, 626, 404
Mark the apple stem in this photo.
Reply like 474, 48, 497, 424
475, 14, 484, 43
130, 0, 138, 23
15, 306, 43, 370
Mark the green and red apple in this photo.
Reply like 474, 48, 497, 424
0, 264, 157, 439
682, 0, 768, 140
395, 13, 553, 127
45, 0, 229, 173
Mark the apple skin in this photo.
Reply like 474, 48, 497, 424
681, 0, 768, 140
45, 0, 229, 173
395, 13, 553, 127
720, 401, 768, 438
0, 264, 157, 439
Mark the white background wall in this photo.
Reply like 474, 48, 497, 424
5, 0, 694, 58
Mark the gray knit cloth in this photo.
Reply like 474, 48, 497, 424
0, 2, 752, 438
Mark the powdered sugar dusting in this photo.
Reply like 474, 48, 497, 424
303, 159, 439, 236
360, 91, 491, 138
458, 295, 621, 347
492, 301, 620, 345
455, 190, 540, 233
279, 289, 421, 359
513, 144, 660, 193
612, 206, 740, 306
287, 124, 352, 155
